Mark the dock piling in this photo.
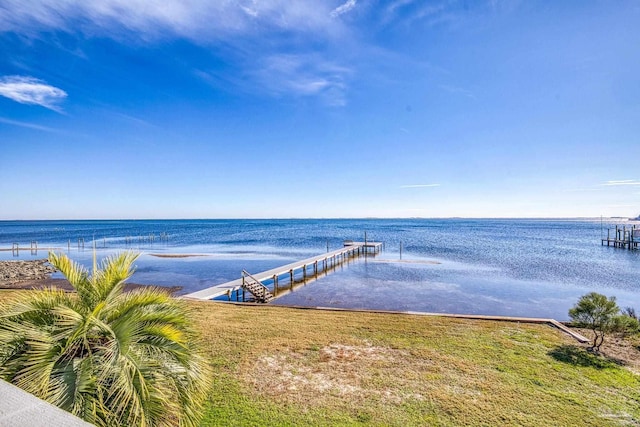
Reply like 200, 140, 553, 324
602, 224, 639, 250
183, 240, 384, 301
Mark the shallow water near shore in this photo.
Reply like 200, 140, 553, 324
1, 218, 639, 320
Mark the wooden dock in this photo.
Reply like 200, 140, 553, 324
601, 225, 640, 250
182, 241, 383, 301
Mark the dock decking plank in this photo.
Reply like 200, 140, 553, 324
182, 242, 381, 300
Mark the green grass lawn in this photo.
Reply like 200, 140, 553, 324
189, 302, 640, 427
1, 290, 638, 426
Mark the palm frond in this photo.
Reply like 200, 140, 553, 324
48, 252, 95, 309
96, 251, 139, 300
1, 251, 211, 427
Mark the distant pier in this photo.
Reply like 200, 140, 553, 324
601, 224, 640, 250
1, 232, 170, 257
183, 241, 383, 302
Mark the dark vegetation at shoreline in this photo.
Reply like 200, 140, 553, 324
0, 259, 182, 293
0, 259, 55, 283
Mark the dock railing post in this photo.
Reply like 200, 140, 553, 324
364, 231, 367, 256
182, 239, 387, 301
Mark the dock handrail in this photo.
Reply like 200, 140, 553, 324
183, 241, 384, 301
241, 270, 274, 303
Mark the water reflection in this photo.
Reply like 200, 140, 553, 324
3, 219, 640, 321
273, 255, 640, 321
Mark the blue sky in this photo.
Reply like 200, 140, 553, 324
0, 0, 639, 219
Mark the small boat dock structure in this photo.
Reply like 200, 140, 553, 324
602, 224, 640, 250
183, 241, 383, 302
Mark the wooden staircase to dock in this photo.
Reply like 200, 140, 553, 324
183, 241, 383, 301
242, 270, 274, 303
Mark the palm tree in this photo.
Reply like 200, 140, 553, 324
0, 251, 211, 427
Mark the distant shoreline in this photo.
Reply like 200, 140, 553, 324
0, 259, 182, 294
0, 216, 632, 222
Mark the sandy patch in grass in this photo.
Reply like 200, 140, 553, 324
247, 342, 431, 406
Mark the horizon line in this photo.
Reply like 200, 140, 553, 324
0, 216, 634, 222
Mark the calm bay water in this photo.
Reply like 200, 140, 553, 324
1, 219, 639, 320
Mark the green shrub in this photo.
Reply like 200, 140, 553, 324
569, 292, 619, 352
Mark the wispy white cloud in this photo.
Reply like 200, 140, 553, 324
331, 0, 357, 18
253, 54, 352, 106
0, 1, 357, 105
0, 0, 346, 40
400, 184, 441, 188
387, 0, 417, 15
439, 84, 476, 99
414, 3, 455, 22
601, 180, 640, 186
103, 111, 157, 128
0, 76, 67, 111
0, 1, 497, 107
383, 0, 518, 29
383, 0, 454, 27
0, 116, 60, 132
